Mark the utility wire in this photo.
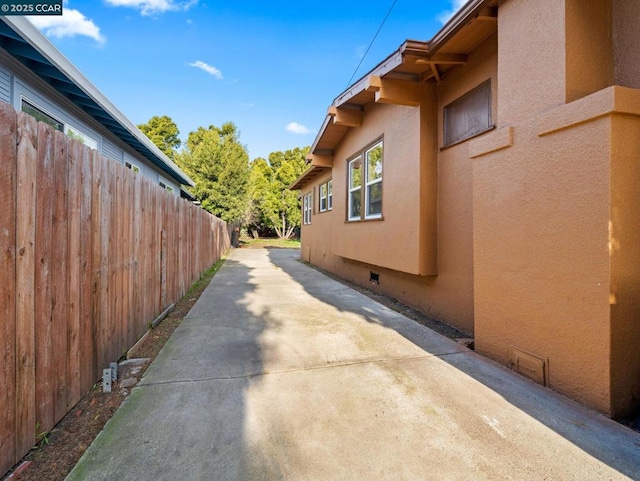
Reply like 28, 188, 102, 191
345, 0, 399, 89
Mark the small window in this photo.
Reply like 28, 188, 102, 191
125, 161, 141, 174
348, 156, 362, 221
65, 125, 98, 150
319, 179, 333, 213
365, 143, 382, 218
159, 181, 173, 192
348, 139, 383, 221
303, 192, 312, 225
319, 183, 328, 212
21, 98, 64, 132
443, 80, 492, 147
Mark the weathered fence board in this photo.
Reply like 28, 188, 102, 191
0, 108, 230, 477
0, 102, 17, 475
15, 114, 38, 459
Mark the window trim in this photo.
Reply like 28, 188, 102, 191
348, 156, 362, 221
65, 124, 98, 150
159, 180, 174, 192
125, 160, 141, 174
303, 192, 313, 225
364, 141, 383, 219
347, 138, 383, 222
319, 179, 333, 213
21, 97, 64, 132
443, 79, 492, 148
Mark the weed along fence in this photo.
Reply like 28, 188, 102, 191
0, 104, 230, 477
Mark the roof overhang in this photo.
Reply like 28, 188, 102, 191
290, 164, 331, 191
0, 17, 194, 186
307, 0, 497, 161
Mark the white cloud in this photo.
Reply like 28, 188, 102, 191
286, 122, 310, 135
437, 0, 468, 25
28, 8, 105, 44
188, 61, 223, 79
104, 0, 198, 16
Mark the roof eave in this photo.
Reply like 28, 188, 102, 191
1, 17, 194, 187
309, 0, 496, 157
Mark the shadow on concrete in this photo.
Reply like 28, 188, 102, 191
68, 247, 640, 480
66, 256, 269, 480
267, 248, 640, 480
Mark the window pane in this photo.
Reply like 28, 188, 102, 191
320, 184, 327, 211
349, 157, 362, 189
66, 125, 98, 150
327, 180, 333, 210
21, 100, 64, 132
350, 190, 361, 219
366, 143, 383, 183
367, 182, 382, 216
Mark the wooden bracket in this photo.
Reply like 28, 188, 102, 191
328, 106, 363, 127
365, 75, 421, 106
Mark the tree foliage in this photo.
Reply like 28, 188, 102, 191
175, 122, 250, 224
249, 147, 309, 239
138, 115, 181, 159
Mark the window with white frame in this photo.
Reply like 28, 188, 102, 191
21, 98, 63, 131
303, 192, 312, 225
319, 179, 333, 212
320, 183, 327, 212
159, 181, 174, 192
348, 157, 362, 220
348, 140, 383, 221
65, 124, 98, 150
125, 160, 141, 174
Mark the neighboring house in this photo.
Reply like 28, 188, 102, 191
0, 17, 193, 194
291, 0, 640, 420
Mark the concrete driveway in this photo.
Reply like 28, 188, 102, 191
66, 248, 640, 480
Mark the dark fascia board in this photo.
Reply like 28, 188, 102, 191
0, 17, 194, 187
429, 0, 494, 54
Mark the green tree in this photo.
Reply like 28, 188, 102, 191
138, 115, 181, 159
175, 122, 250, 223
249, 147, 309, 239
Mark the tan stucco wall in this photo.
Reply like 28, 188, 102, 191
472, 0, 640, 418
497, 0, 566, 125
473, 114, 614, 413
565, 0, 614, 102
609, 113, 640, 417
330, 101, 423, 275
300, 34, 498, 335
300, 0, 640, 418
613, 0, 640, 90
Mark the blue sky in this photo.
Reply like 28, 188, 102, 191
28, 0, 465, 160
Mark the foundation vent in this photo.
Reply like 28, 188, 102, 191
509, 346, 548, 386
369, 272, 380, 285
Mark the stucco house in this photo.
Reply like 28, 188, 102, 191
0, 16, 193, 193
291, 0, 640, 421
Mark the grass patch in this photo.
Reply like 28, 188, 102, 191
242, 238, 301, 249
186, 255, 227, 297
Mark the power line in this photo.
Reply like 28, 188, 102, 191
345, 0, 399, 89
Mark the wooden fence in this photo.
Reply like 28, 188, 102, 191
0, 103, 230, 476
